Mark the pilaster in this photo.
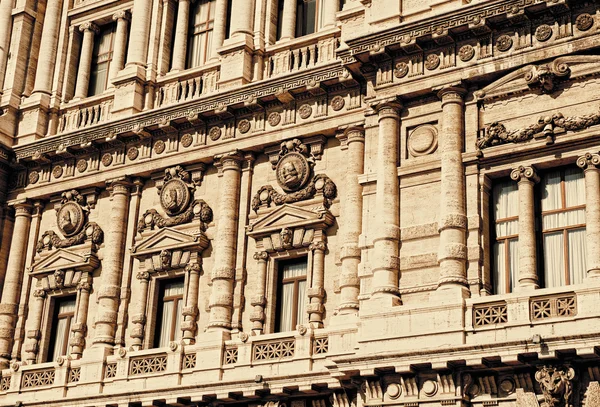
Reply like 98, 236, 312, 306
577, 153, 600, 279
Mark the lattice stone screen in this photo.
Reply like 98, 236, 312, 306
313, 337, 329, 355
68, 367, 81, 383
531, 293, 577, 320
21, 368, 56, 388
1, 376, 10, 391
473, 302, 508, 327
129, 354, 168, 376
183, 353, 197, 369
105, 363, 117, 379
253, 339, 295, 361
224, 347, 238, 364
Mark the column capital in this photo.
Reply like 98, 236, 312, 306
112, 10, 131, 22
577, 152, 600, 171
436, 85, 467, 106
33, 289, 46, 298
337, 125, 365, 148
7, 199, 32, 216
309, 241, 327, 252
79, 21, 100, 34
136, 270, 150, 281
510, 165, 540, 184
214, 150, 244, 171
106, 177, 132, 195
370, 97, 402, 120
184, 262, 202, 274
253, 251, 268, 261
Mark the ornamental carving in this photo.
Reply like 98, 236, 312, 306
52, 166, 63, 179
424, 54, 440, 70
267, 112, 281, 126
477, 106, 600, 149
29, 171, 39, 184
56, 190, 86, 237
534, 365, 575, 407
159, 166, 193, 216
101, 153, 113, 167
458, 44, 475, 62
535, 24, 553, 42
209, 126, 222, 140
76, 159, 88, 173
393, 62, 408, 78
36, 223, 104, 253
138, 200, 213, 232
330, 95, 345, 111
299, 104, 313, 119
154, 139, 166, 154
127, 146, 139, 160
238, 119, 251, 134
496, 34, 513, 52
180, 133, 193, 147
575, 13, 594, 31
252, 174, 337, 212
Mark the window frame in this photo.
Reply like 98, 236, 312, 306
88, 23, 116, 97
186, 0, 216, 69
275, 257, 308, 333
44, 294, 77, 363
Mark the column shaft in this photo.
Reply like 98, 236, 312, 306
109, 11, 130, 84
70, 278, 91, 357
126, 0, 153, 67
577, 153, 600, 277
371, 102, 401, 300
158, 0, 176, 74
436, 88, 468, 293
0, 202, 32, 367
131, 271, 150, 350
230, 0, 254, 37
182, 262, 201, 344
510, 166, 540, 290
32, 0, 64, 95
74, 23, 98, 99
280, 0, 297, 40
251, 252, 268, 334
210, 0, 228, 59
0, 0, 14, 91
24, 290, 45, 363
322, 0, 340, 28
93, 180, 130, 347
208, 153, 243, 331
308, 242, 326, 327
171, 0, 191, 71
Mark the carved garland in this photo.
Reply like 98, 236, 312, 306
138, 199, 213, 232
252, 174, 337, 212
36, 223, 103, 253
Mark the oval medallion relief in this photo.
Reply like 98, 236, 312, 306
408, 124, 438, 157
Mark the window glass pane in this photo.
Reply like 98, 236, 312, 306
173, 299, 183, 341
568, 228, 587, 285
508, 238, 519, 292
164, 280, 185, 297
49, 297, 76, 361
188, 0, 215, 68
58, 298, 76, 314
51, 318, 68, 362
541, 171, 562, 211
282, 261, 307, 279
158, 300, 174, 348
318, 0, 326, 29
564, 168, 585, 207
492, 241, 506, 295
278, 282, 295, 332
544, 231, 565, 288
305, 0, 316, 35
543, 208, 585, 230
297, 279, 307, 324
492, 181, 519, 220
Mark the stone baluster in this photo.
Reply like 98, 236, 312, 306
435, 87, 469, 299
109, 11, 130, 84
131, 270, 150, 350
337, 127, 364, 314
210, 0, 228, 59
208, 152, 243, 331
70, 276, 92, 358
182, 261, 201, 344
370, 100, 402, 304
0, 0, 15, 91
24, 289, 46, 364
577, 153, 600, 278
229, 0, 254, 38
322, 0, 340, 29
126, 0, 153, 68
280, 0, 297, 41
74, 22, 99, 99
93, 179, 131, 347
250, 251, 268, 334
510, 165, 540, 290
308, 240, 326, 327
32, 0, 64, 95
171, 0, 191, 71
0, 201, 32, 368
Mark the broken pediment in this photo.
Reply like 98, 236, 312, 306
131, 227, 209, 258
247, 204, 334, 239
31, 248, 99, 275
475, 55, 600, 101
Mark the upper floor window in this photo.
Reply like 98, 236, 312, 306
187, 0, 215, 68
89, 24, 115, 96
154, 279, 184, 348
296, 0, 320, 37
47, 296, 76, 362
492, 180, 519, 294
275, 258, 307, 332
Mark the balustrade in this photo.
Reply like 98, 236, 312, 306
264, 35, 339, 79
154, 68, 219, 108
58, 96, 114, 134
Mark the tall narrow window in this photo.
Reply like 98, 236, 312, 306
88, 24, 115, 96
276, 259, 307, 332
187, 0, 215, 68
155, 279, 185, 348
47, 296, 76, 362
541, 168, 587, 287
296, 0, 319, 37
492, 180, 519, 294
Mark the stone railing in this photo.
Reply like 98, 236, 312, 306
154, 65, 220, 109
57, 94, 114, 134
264, 32, 340, 79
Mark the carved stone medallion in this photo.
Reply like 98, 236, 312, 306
268, 112, 281, 126
330, 95, 345, 111
535, 24, 553, 42
57, 201, 85, 237
180, 133, 193, 147
425, 54, 440, 70
276, 152, 311, 192
408, 124, 438, 157
160, 178, 191, 216
52, 166, 63, 179
76, 159, 88, 173
238, 119, 251, 134
394, 61, 409, 78
154, 140, 166, 154
576, 13, 594, 31
458, 44, 475, 62
496, 34, 513, 52
29, 170, 39, 184
127, 146, 139, 160
209, 126, 222, 141
101, 153, 113, 167
299, 104, 313, 119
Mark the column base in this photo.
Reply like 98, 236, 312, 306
111, 64, 147, 117
361, 293, 401, 315
16, 93, 51, 142
431, 284, 470, 304
218, 34, 254, 89
513, 283, 539, 292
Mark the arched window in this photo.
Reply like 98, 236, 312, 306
187, 0, 216, 69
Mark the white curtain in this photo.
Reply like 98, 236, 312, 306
278, 261, 307, 332
188, 0, 215, 68
51, 298, 76, 361
492, 181, 519, 293
568, 228, 587, 285
157, 280, 185, 348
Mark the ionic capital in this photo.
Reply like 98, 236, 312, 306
576, 152, 600, 171
309, 241, 327, 252
510, 165, 540, 184
8, 199, 33, 217
33, 289, 46, 299
371, 97, 402, 120
112, 10, 131, 22
437, 86, 466, 106
77, 281, 92, 292
79, 22, 100, 34
136, 270, 150, 281
253, 251, 268, 262
184, 262, 202, 274
106, 177, 131, 197
214, 150, 244, 172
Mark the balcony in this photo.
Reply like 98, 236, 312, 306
57, 92, 114, 134
154, 63, 220, 109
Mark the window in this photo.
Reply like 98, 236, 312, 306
47, 296, 76, 362
275, 258, 307, 332
540, 168, 587, 287
154, 279, 184, 348
277, 0, 325, 40
187, 0, 215, 69
88, 24, 115, 96
492, 180, 519, 294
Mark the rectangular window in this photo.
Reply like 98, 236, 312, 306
296, 0, 318, 37
47, 296, 76, 362
88, 24, 115, 96
154, 279, 185, 348
187, 0, 215, 68
541, 168, 587, 287
492, 180, 519, 294
276, 258, 307, 332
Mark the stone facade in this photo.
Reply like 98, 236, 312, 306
0, 0, 599, 406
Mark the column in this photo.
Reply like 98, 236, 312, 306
370, 100, 402, 303
250, 251, 268, 334
436, 88, 469, 296
337, 128, 364, 313
171, 0, 191, 71
70, 276, 91, 358
577, 153, 600, 278
279, 0, 297, 41
0, 0, 14, 91
181, 261, 201, 344
208, 152, 243, 331
308, 240, 326, 327
157, 0, 176, 74
510, 165, 540, 290
0, 201, 32, 368
24, 289, 46, 364
322, 0, 340, 29
131, 270, 150, 350
126, 0, 153, 68
93, 179, 131, 347
73, 22, 99, 99
32, 0, 64, 95
109, 11, 130, 84
230, 0, 254, 37
210, 0, 228, 59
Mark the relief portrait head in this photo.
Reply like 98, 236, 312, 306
160, 178, 191, 216
276, 152, 310, 192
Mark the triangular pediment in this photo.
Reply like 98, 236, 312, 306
132, 227, 207, 257
31, 248, 99, 274
248, 204, 334, 237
